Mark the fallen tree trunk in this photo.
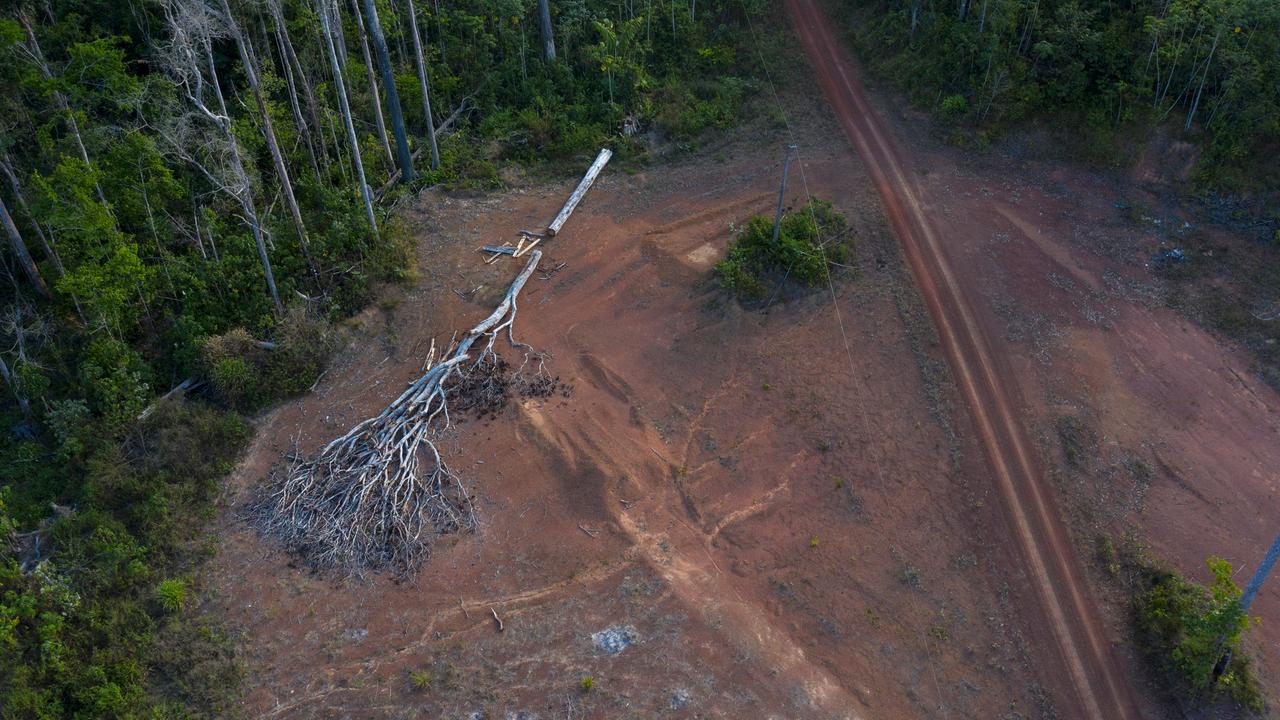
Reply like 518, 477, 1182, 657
546, 148, 612, 236
254, 251, 542, 577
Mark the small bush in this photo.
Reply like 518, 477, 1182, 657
155, 578, 189, 613
1134, 558, 1262, 711
202, 305, 336, 411
580, 676, 595, 692
1096, 535, 1120, 576
409, 669, 433, 691
940, 94, 969, 121
715, 199, 851, 301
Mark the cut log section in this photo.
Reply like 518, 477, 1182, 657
546, 148, 612, 237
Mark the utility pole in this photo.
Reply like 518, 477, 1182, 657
772, 143, 797, 245
1212, 533, 1280, 683
1240, 533, 1280, 612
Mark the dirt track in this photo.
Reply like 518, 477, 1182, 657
785, 1, 1139, 717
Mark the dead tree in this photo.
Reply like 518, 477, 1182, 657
348, 0, 397, 174
160, 0, 283, 313
405, 0, 439, 170
361, 0, 414, 184
267, 7, 322, 183
538, 0, 556, 61
0, 355, 29, 420
320, 0, 380, 241
0, 303, 49, 420
269, 0, 330, 171
1, 194, 50, 299
217, 0, 318, 280
256, 251, 544, 576
0, 155, 63, 277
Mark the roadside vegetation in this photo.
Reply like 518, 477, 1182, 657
836, 0, 1280, 191
0, 0, 773, 715
1135, 557, 1262, 712
1100, 540, 1265, 713
717, 198, 851, 300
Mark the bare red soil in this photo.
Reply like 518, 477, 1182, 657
211, 121, 1064, 719
786, 2, 1280, 718
788, 1, 1138, 716
206, 6, 1280, 719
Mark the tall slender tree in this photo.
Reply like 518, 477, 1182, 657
361, 0, 414, 184
1, 193, 50, 299
0, 155, 63, 277
269, 0, 330, 170
161, 0, 282, 313
217, 0, 318, 280
406, 0, 439, 170
268, 11, 322, 183
320, 0, 380, 240
349, 0, 397, 174
538, 0, 556, 61
16, 12, 109, 211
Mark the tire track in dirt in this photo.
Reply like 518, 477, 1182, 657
784, 1, 1141, 717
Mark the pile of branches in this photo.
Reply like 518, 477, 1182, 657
254, 252, 543, 577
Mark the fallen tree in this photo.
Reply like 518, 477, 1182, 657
254, 251, 543, 577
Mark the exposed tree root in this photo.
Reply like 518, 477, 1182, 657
254, 251, 543, 577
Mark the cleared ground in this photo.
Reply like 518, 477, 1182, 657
208, 6, 1280, 719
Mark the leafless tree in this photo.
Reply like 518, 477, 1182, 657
406, 0, 439, 170
0, 302, 50, 419
348, 0, 397, 174
158, 0, 283, 313
0, 194, 49, 299
360, 0, 414, 184
319, 0, 380, 241
538, 0, 556, 61
215, 0, 319, 280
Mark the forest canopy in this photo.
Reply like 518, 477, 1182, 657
839, 0, 1280, 190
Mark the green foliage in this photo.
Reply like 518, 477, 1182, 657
0, 400, 247, 718
715, 199, 851, 300
940, 93, 968, 120
409, 668, 434, 690
155, 579, 189, 614
0, 1, 776, 716
1134, 558, 1263, 710
202, 306, 336, 412
839, 0, 1280, 189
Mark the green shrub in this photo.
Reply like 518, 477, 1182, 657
210, 357, 253, 409
202, 305, 336, 412
715, 199, 851, 300
409, 669, 434, 691
155, 578, 189, 613
1134, 558, 1262, 711
940, 94, 969, 121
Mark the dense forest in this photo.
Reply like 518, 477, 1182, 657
0, 1, 765, 715
840, 0, 1280, 190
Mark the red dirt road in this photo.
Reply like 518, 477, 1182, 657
785, 1, 1141, 717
